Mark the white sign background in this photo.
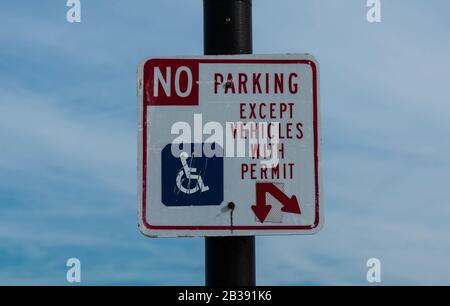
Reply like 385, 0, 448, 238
138, 54, 322, 237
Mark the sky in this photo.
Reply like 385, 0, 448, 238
0, 0, 450, 285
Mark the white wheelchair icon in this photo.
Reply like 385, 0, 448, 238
176, 152, 209, 195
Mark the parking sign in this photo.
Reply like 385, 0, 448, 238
138, 54, 322, 237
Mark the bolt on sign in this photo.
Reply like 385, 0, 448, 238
137, 54, 323, 237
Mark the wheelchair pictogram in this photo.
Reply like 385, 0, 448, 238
161, 143, 223, 207
176, 152, 209, 194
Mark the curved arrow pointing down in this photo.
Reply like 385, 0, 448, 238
252, 183, 301, 223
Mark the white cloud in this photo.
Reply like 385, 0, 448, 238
0, 87, 135, 194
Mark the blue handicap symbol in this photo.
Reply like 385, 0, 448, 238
161, 143, 224, 207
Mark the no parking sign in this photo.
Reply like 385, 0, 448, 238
138, 54, 322, 237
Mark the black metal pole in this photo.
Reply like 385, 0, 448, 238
203, 0, 255, 286
203, 0, 252, 55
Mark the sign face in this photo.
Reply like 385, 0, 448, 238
138, 54, 322, 237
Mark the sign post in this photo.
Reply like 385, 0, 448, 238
203, 0, 255, 287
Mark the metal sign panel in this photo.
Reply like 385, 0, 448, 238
138, 54, 322, 237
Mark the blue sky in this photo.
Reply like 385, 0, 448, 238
1, 0, 450, 285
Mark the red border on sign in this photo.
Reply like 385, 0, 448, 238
141, 59, 320, 231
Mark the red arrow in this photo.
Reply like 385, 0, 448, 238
251, 183, 301, 223
251, 184, 272, 223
